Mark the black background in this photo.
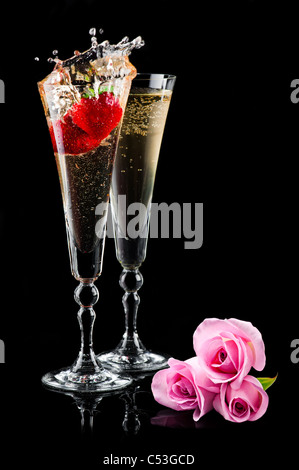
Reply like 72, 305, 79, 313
0, 0, 298, 466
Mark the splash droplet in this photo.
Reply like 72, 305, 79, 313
99, 28, 104, 34
89, 27, 96, 36
118, 36, 129, 45
55, 33, 144, 69
52, 49, 59, 56
34, 57, 40, 61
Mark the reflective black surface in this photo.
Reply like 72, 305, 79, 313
0, 0, 298, 467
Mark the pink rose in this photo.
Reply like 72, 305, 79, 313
151, 357, 219, 421
193, 318, 266, 389
213, 375, 269, 422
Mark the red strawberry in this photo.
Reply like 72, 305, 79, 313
49, 114, 100, 155
70, 92, 123, 140
49, 92, 123, 156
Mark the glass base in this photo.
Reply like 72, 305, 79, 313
98, 349, 170, 373
41, 366, 133, 393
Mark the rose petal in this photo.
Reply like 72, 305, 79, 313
228, 338, 253, 390
227, 318, 266, 371
230, 398, 249, 417
193, 318, 243, 357
185, 357, 220, 393
204, 337, 224, 366
221, 333, 240, 370
241, 376, 269, 421
213, 375, 269, 423
172, 358, 218, 419
213, 383, 231, 420
152, 369, 184, 411
227, 381, 259, 412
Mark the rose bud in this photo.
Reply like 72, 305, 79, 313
213, 375, 269, 422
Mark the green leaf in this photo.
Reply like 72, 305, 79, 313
99, 85, 114, 94
82, 86, 114, 98
257, 374, 278, 391
82, 87, 95, 98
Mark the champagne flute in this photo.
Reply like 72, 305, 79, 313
37, 41, 141, 392
98, 73, 176, 372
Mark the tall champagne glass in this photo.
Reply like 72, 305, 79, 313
37, 40, 141, 392
98, 73, 176, 372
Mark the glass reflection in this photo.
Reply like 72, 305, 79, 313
42, 375, 153, 436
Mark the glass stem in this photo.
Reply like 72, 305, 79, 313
118, 269, 145, 352
72, 282, 102, 374
75, 395, 103, 435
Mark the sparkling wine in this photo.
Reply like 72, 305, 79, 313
55, 128, 120, 279
111, 88, 172, 268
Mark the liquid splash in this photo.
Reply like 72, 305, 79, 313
38, 28, 144, 121
44, 28, 144, 68
61, 34, 144, 68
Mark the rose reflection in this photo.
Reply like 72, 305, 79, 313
151, 409, 223, 429
151, 409, 196, 429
